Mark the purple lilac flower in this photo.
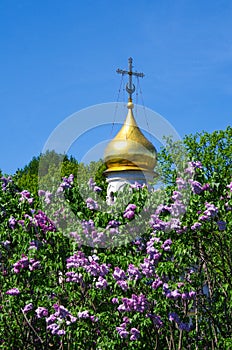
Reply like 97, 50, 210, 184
88, 177, 95, 190
1, 240, 10, 249
8, 217, 17, 229
189, 291, 196, 298
192, 160, 202, 169
78, 310, 90, 319
1, 176, 12, 190
22, 303, 33, 313
176, 177, 187, 190
96, 276, 108, 289
170, 218, 181, 231
118, 294, 148, 313
116, 327, 129, 338
66, 251, 89, 269
116, 280, 128, 291
161, 239, 172, 251
155, 204, 171, 215
125, 204, 137, 211
130, 181, 143, 189
19, 190, 33, 204
170, 201, 186, 217
34, 210, 56, 233
44, 191, 52, 204
13, 256, 40, 273
191, 222, 202, 230
113, 267, 127, 281
106, 220, 120, 229
199, 214, 209, 221
181, 292, 189, 300
13, 255, 29, 273
140, 258, 155, 278
169, 290, 181, 299
217, 220, 226, 231
189, 180, 203, 194
123, 209, 135, 220
146, 238, 161, 260
204, 202, 218, 218
147, 314, 163, 328
53, 304, 77, 324
29, 259, 41, 271
47, 323, 62, 335
149, 216, 169, 231
226, 182, 232, 192
123, 204, 137, 220
178, 322, 192, 332
57, 175, 74, 193
90, 315, 98, 323
112, 297, 119, 304
28, 240, 41, 250
86, 197, 98, 210
168, 312, 180, 323
38, 190, 46, 196
184, 163, 195, 176
65, 271, 83, 283
85, 260, 101, 276
152, 277, 163, 290
94, 185, 102, 192
35, 307, 48, 318
127, 264, 141, 281
172, 191, 182, 201
46, 314, 57, 325
202, 183, 210, 191
130, 327, 140, 341
5, 288, 20, 295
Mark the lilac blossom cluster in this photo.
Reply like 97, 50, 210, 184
48, 304, 77, 335
117, 294, 148, 313
227, 182, 232, 192
188, 180, 210, 195
113, 266, 128, 291
66, 251, 110, 289
169, 312, 193, 332
19, 190, 34, 204
5, 288, 20, 296
123, 204, 137, 220
57, 174, 74, 193
8, 209, 56, 236
147, 313, 163, 328
199, 202, 219, 221
116, 318, 140, 340
163, 283, 196, 300
88, 177, 102, 193
149, 182, 187, 234
78, 310, 98, 322
86, 197, 98, 210
13, 255, 41, 273
22, 303, 33, 313
0, 176, 12, 191
38, 190, 53, 204
73, 219, 120, 247
184, 161, 202, 177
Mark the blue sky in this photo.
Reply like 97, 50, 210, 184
1, 0, 232, 175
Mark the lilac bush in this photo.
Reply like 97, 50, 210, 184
0, 129, 232, 349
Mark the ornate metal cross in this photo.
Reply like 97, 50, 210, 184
116, 57, 144, 101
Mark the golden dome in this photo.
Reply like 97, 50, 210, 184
104, 101, 157, 173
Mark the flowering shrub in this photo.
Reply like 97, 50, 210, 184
0, 128, 232, 349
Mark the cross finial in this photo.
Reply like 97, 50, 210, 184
116, 57, 144, 102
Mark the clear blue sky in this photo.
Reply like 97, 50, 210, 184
1, 0, 232, 175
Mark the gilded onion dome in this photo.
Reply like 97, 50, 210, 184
104, 101, 157, 174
